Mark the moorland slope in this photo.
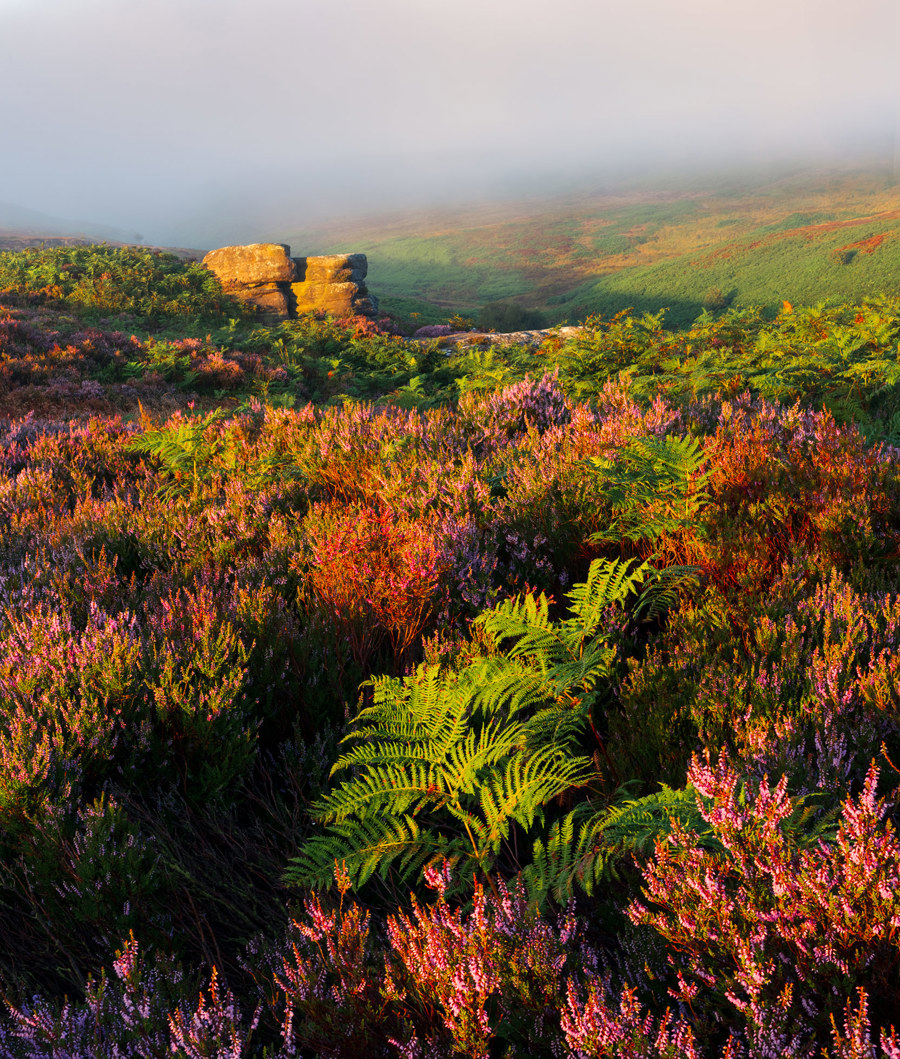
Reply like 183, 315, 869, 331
1, 244, 900, 1056
285, 163, 900, 328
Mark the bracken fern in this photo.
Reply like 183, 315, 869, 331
287, 558, 646, 897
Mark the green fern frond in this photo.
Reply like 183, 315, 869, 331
288, 558, 643, 893
634, 564, 704, 621
479, 749, 592, 849
441, 720, 523, 794
587, 782, 712, 863
523, 810, 585, 905
312, 761, 447, 823
479, 559, 647, 661
766, 790, 840, 850
286, 815, 455, 889
566, 557, 651, 630
587, 433, 711, 546
476, 558, 645, 703
543, 647, 619, 699
522, 784, 710, 905
523, 702, 592, 751
477, 596, 565, 679
335, 666, 475, 771
468, 657, 556, 717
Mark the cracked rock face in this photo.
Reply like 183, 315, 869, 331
201, 244, 377, 320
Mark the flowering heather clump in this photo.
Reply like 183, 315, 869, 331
188, 349, 246, 390
143, 580, 257, 804
560, 982, 715, 1059
167, 967, 259, 1059
698, 395, 900, 592
613, 560, 900, 794
629, 755, 900, 1052
257, 864, 624, 1057
264, 871, 387, 1059
384, 865, 583, 1058
0, 601, 143, 821
0, 935, 259, 1059
473, 369, 572, 441
591, 376, 685, 448
0, 311, 147, 415
823, 991, 900, 1059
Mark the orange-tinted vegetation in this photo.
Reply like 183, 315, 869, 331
4, 242, 900, 1055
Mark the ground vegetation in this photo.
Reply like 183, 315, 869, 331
0, 246, 899, 1055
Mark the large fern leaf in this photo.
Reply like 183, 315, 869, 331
478, 748, 592, 855
286, 815, 455, 889
288, 559, 644, 893
474, 558, 646, 750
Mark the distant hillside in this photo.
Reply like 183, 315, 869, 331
282, 162, 900, 328
0, 200, 138, 245
0, 229, 203, 260
0, 231, 94, 252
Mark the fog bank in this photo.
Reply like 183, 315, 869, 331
1, 0, 897, 245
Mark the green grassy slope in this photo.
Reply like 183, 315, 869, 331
284, 164, 900, 328
567, 212, 900, 327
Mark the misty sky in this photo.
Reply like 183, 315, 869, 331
1, 0, 897, 245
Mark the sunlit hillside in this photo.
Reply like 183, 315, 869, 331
284, 163, 900, 327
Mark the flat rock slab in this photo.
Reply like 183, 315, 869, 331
243, 283, 290, 317
202, 243, 296, 287
291, 280, 365, 316
407, 325, 584, 349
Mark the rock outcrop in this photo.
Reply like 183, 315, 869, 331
291, 253, 377, 317
201, 243, 376, 320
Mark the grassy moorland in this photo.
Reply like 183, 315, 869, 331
1, 245, 900, 1056
288, 164, 900, 329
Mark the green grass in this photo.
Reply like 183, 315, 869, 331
284, 163, 900, 329
375, 294, 450, 327
568, 218, 900, 327
365, 235, 533, 308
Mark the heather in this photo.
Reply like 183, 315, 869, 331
1, 248, 900, 1056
